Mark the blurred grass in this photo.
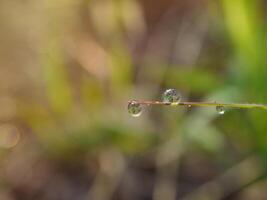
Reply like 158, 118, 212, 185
223, 0, 267, 166
0, 0, 267, 199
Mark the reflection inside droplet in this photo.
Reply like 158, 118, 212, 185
216, 106, 225, 115
162, 89, 181, 104
128, 101, 142, 117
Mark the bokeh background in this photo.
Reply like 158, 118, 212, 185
1, 0, 267, 199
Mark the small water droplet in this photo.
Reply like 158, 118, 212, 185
216, 106, 225, 115
128, 101, 142, 117
162, 89, 181, 104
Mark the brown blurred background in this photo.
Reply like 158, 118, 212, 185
1, 0, 267, 199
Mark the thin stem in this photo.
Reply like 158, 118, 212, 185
128, 100, 267, 110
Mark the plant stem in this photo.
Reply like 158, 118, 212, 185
128, 100, 267, 110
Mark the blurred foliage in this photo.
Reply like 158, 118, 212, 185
0, 0, 267, 199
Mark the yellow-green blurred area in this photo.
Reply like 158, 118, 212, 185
1, 0, 267, 199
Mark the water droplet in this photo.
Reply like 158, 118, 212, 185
162, 89, 181, 104
128, 101, 142, 117
216, 106, 225, 115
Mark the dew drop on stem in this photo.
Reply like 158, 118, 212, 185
128, 101, 142, 117
216, 106, 225, 115
162, 89, 181, 104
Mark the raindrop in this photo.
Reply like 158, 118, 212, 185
128, 101, 142, 117
162, 89, 181, 104
216, 106, 225, 115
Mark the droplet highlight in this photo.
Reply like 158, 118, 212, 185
216, 106, 225, 115
128, 101, 142, 117
162, 89, 181, 104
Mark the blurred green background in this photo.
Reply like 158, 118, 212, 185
1, 0, 267, 199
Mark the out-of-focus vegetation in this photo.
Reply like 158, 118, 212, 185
0, 0, 267, 199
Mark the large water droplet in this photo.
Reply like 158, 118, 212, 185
128, 101, 142, 117
162, 89, 181, 104
216, 106, 225, 115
